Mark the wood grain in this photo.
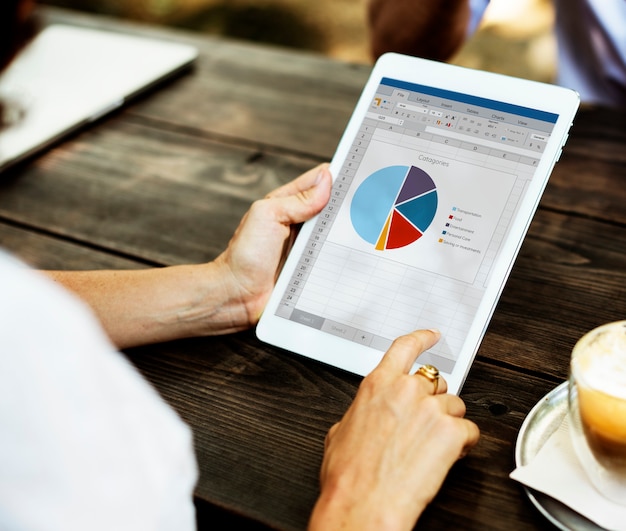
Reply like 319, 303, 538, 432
1, 6, 624, 530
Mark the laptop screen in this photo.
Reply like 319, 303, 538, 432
0, 25, 197, 171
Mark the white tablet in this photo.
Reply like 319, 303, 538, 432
256, 53, 579, 394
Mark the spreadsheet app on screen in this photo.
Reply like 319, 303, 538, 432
258, 55, 579, 393
270, 77, 560, 375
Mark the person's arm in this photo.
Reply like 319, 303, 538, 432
45, 164, 332, 349
368, 0, 471, 61
309, 329, 480, 531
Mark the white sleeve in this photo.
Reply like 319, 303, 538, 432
0, 251, 198, 531
554, 0, 626, 106
468, 0, 490, 36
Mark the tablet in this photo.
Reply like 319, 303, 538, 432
256, 53, 579, 394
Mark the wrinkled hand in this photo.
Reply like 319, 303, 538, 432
43, 164, 331, 347
214, 163, 332, 329
309, 330, 480, 531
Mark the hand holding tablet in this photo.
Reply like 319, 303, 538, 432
257, 53, 579, 394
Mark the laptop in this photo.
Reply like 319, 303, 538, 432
0, 24, 198, 171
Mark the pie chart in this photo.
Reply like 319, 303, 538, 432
350, 165, 438, 250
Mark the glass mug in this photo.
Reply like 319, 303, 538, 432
568, 321, 626, 505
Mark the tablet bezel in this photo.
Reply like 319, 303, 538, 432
256, 53, 580, 394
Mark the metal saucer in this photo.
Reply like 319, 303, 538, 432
515, 381, 603, 530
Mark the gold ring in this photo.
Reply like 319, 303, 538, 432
416, 364, 439, 393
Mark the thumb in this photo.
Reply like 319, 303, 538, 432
271, 165, 332, 226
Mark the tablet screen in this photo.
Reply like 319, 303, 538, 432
268, 76, 561, 376
260, 56, 576, 392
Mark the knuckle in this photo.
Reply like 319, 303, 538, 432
359, 371, 383, 395
325, 422, 340, 445
392, 333, 422, 351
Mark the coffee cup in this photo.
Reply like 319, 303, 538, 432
568, 321, 626, 505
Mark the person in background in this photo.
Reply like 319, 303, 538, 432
368, 0, 626, 107
0, 1, 479, 530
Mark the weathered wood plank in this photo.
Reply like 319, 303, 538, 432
0, 223, 147, 269
543, 106, 626, 224
479, 207, 626, 380
0, 119, 319, 265
125, 333, 561, 531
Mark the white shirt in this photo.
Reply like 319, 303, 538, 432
554, 0, 626, 106
470, 0, 626, 106
0, 251, 198, 530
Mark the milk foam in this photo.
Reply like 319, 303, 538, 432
573, 322, 626, 400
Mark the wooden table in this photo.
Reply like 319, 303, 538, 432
2, 7, 625, 530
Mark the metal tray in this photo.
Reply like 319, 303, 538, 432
515, 381, 603, 530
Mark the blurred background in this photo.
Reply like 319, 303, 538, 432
40, 0, 557, 83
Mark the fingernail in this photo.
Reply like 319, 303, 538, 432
313, 164, 329, 186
